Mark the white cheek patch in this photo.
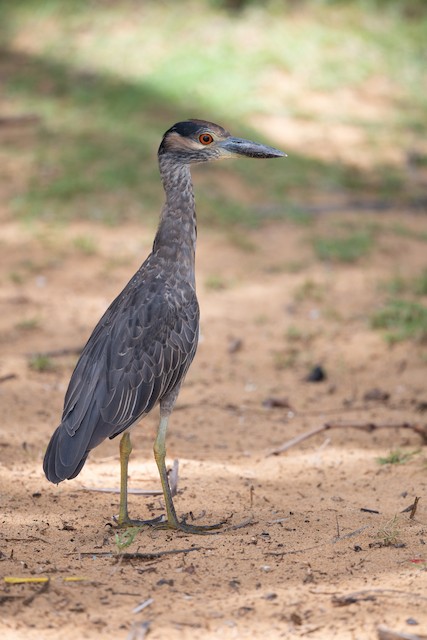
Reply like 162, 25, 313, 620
166, 132, 205, 152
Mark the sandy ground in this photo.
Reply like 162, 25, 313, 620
1, 201, 427, 640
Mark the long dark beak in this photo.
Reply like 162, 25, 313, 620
219, 136, 286, 159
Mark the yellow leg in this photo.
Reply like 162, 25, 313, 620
153, 416, 179, 526
117, 432, 132, 526
116, 431, 164, 528
153, 415, 225, 534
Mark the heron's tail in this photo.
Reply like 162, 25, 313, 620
43, 424, 90, 483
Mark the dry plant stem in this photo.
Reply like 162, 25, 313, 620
332, 589, 427, 607
377, 625, 427, 640
81, 486, 162, 496
0, 374, 17, 384
22, 580, 50, 607
71, 547, 209, 560
267, 421, 427, 456
333, 525, 370, 543
117, 547, 207, 561
224, 517, 256, 531
410, 496, 420, 519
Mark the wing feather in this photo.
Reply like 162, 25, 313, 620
44, 269, 199, 483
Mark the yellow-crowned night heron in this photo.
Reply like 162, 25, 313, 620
43, 119, 285, 533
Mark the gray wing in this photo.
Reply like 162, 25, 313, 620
43, 276, 199, 483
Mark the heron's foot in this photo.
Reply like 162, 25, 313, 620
153, 514, 227, 535
114, 514, 166, 528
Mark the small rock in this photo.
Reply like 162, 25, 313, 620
305, 365, 326, 382
262, 397, 293, 409
228, 337, 243, 354
157, 578, 174, 587
290, 612, 303, 626
363, 388, 390, 402
263, 593, 278, 601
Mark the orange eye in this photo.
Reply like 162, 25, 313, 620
199, 133, 213, 145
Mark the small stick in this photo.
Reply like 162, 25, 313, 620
23, 580, 50, 606
265, 545, 321, 556
132, 598, 154, 614
81, 486, 162, 496
70, 547, 208, 560
119, 547, 209, 561
267, 424, 328, 455
267, 517, 290, 524
410, 497, 420, 520
5, 576, 89, 584
333, 525, 370, 543
377, 624, 427, 640
267, 421, 427, 456
0, 374, 17, 384
225, 517, 256, 531
332, 588, 427, 607
335, 514, 340, 539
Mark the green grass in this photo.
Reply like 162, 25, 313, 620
1, 1, 426, 225
29, 354, 55, 372
383, 275, 408, 296
204, 275, 228, 291
382, 269, 427, 298
371, 299, 427, 343
73, 235, 97, 255
114, 527, 141, 553
377, 449, 420, 465
313, 231, 373, 263
273, 349, 299, 370
16, 317, 41, 331
390, 224, 427, 243
294, 279, 325, 302
414, 269, 427, 296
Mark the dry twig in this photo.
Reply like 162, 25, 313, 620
267, 421, 427, 456
332, 589, 427, 607
333, 525, 370, 543
71, 547, 209, 560
0, 374, 17, 384
224, 517, 256, 531
410, 497, 420, 520
81, 486, 162, 496
377, 625, 427, 640
132, 598, 154, 614
22, 580, 50, 606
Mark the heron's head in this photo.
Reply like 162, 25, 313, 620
158, 119, 285, 164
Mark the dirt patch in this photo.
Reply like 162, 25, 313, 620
0, 214, 427, 640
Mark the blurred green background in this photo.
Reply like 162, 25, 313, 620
1, 0, 426, 226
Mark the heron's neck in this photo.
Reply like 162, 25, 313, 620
153, 157, 197, 277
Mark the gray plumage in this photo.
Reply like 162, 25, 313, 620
43, 119, 284, 528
